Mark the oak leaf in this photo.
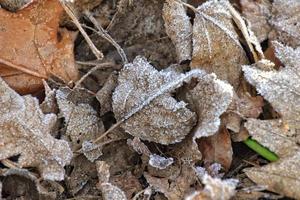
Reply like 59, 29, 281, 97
0, 0, 78, 94
0, 77, 72, 181
242, 42, 300, 199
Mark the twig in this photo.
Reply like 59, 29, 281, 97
74, 62, 115, 88
0, 58, 47, 79
226, 3, 264, 62
84, 10, 128, 64
1, 159, 19, 169
59, 1, 103, 60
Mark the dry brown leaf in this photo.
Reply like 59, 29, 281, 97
191, 0, 248, 89
183, 73, 233, 139
0, 0, 32, 11
96, 72, 118, 116
65, 155, 97, 196
187, 173, 238, 200
243, 42, 300, 124
240, 0, 272, 42
0, 0, 78, 94
163, 0, 192, 62
242, 42, 300, 199
198, 126, 233, 171
56, 87, 105, 151
269, 0, 300, 47
112, 56, 197, 144
0, 77, 72, 181
145, 165, 198, 200
96, 161, 127, 200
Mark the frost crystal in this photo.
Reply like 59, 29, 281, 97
163, 0, 192, 62
149, 154, 174, 170
0, 77, 72, 181
112, 56, 197, 144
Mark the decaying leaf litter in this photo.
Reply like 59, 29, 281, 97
0, 0, 299, 199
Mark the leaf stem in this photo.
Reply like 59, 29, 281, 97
244, 138, 279, 162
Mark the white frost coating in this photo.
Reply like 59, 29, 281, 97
188, 74, 233, 140
270, 0, 300, 47
201, 174, 238, 200
149, 154, 174, 169
242, 42, 300, 122
113, 56, 204, 144
0, 78, 72, 181
56, 87, 105, 153
163, 0, 192, 62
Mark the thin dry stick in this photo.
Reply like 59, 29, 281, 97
74, 62, 115, 88
59, 1, 103, 60
1, 159, 19, 169
226, 3, 264, 62
0, 58, 47, 79
84, 10, 128, 64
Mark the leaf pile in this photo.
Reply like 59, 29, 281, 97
1, 0, 300, 199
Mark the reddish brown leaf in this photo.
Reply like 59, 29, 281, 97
0, 0, 78, 94
198, 126, 233, 171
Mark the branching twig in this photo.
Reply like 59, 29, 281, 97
84, 10, 128, 64
59, 0, 103, 60
74, 62, 115, 88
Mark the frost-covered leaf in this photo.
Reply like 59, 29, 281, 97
191, 0, 248, 89
240, 0, 272, 42
0, 77, 72, 181
149, 154, 174, 170
244, 151, 300, 200
145, 165, 198, 200
56, 87, 105, 150
65, 155, 97, 196
96, 72, 118, 115
243, 42, 300, 124
112, 56, 197, 144
183, 73, 233, 139
269, 0, 300, 47
100, 183, 127, 200
243, 42, 300, 199
96, 161, 127, 200
187, 173, 238, 200
163, 0, 192, 62
127, 137, 151, 156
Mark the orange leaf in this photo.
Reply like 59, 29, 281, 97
0, 0, 78, 94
